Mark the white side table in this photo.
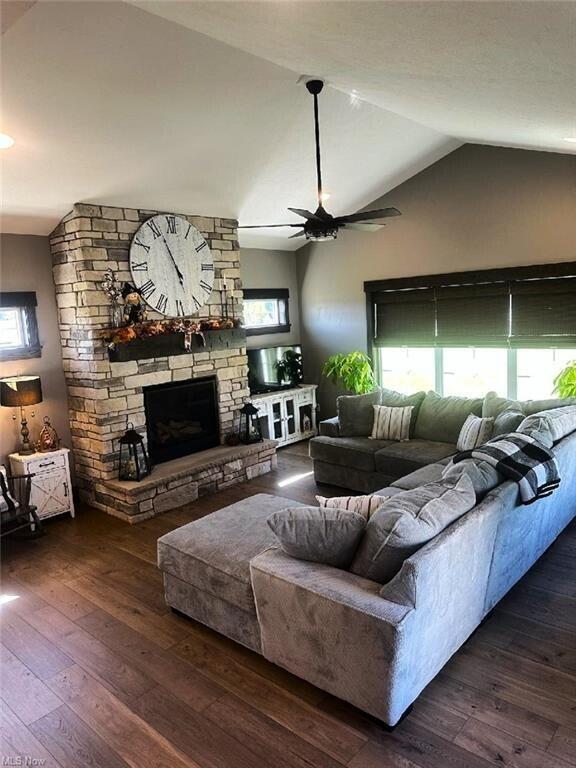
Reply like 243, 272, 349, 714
9, 447, 75, 522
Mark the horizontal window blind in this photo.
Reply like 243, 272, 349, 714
374, 288, 436, 346
367, 263, 576, 349
510, 277, 576, 347
436, 283, 510, 346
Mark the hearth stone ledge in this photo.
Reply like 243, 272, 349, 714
81, 439, 278, 524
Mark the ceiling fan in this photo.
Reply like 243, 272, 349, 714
239, 79, 401, 242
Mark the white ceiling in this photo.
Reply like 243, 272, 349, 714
1, 1, 574, 250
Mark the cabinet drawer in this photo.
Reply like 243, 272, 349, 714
297, 392, 313, 405
27, 453, 66, 473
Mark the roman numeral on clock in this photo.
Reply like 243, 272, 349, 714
184, 223, 192, 239
134, 238, 150, 253
165, 216, 177, 234
200, 280, 212, 294
192, 295, 201, 311
131, 261, 148, 271
176, 299, 185, 316
139, 279, 155, 299
146, 219, 162, 239
156, 294, 168, 313
201, 263, 214, 271
195, 240, 207, 252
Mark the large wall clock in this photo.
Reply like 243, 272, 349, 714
128, 214, 214, 317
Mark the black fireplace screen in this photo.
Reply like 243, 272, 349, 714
143, 376, 220, 464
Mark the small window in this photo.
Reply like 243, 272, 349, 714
243, 289, 290, 336
0, 293, 41, 361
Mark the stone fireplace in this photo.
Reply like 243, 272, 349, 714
50, 203, 276, 522
144, 376, 220, 464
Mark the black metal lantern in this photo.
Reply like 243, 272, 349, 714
118, 422, 151, 481
238, 402, 263, 445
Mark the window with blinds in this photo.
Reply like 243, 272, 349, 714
366, 263, 576, 348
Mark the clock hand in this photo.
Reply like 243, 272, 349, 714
163, 237, 185, 286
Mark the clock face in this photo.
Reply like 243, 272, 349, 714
128, 214, 214, 317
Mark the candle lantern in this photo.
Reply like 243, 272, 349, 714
118, 422, 151, 481
238, 402, 263, 445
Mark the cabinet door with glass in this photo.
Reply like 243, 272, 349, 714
281, 396, 297, 442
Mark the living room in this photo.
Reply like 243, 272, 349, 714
1, 2, 576, 767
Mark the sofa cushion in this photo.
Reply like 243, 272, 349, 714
309, 436, 394, 472
157, 493, 304, 613
442, 458, 503, 499
390, 462, 447, 490
268, 506, 366, 568
521, 396, 576, 415
337, 389, 382, 437
483, 391, 523, 419
380, 387, 426, 437
518, 405, 576, 447
414, 391, 483, 443
492, 409, 525, 437
374, 439, 456, 477
350, 474, 476, 583
456, 414, 494, 451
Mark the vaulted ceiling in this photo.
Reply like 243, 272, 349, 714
1, 1, 574, 249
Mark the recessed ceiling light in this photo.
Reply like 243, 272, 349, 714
563, 137, 576, 143
0, 133, 15, 149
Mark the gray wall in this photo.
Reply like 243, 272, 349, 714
297, 144, 576, 415
240, 247, 301, 349
0, 234, 72, 464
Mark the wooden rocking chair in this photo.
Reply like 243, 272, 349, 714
0, 467, 44, 538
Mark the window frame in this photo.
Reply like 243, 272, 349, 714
243, 288, 291, 337
0, 292, 41, 361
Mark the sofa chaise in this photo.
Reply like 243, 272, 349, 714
310, 387, 576, 492
157, 402, 576, 727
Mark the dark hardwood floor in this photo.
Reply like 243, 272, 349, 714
2, 443, 576, 768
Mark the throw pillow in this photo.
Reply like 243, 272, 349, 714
267, 506, 366, 568
370, 404, 413, 442
442, 458, 502, 499
456, 414, 494, 451
349, 474, 475, 583
521, 397, 576, 416
380, 387, 426, 437
492, 409, 525, 437
0, 466, 18, 513
316, 493, 389, 520
413, 391, 484, 443
337, 389, 382, 437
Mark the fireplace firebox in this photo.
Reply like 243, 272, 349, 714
144, 377, 220, 464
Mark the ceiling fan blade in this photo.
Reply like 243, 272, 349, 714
289, 230, 306, 239
287, 207, 321, 221
335, 207, 402, 224
344, 223, 384, 232
238, 223, 304, 229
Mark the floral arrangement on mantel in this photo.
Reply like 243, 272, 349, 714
103, 316, 242, 350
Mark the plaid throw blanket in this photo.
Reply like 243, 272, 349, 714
452, 432, 560, 505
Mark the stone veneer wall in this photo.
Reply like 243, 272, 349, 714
49, 203, 250, 512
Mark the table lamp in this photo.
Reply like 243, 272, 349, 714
0, 375, 43, 455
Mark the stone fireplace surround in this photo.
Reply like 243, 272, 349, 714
50, 203, 277, 523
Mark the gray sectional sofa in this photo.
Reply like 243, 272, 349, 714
310, 387, 576, 492
158, 396, 576, 727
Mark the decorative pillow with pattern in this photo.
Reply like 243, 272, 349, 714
316, 494, 389, 520
456, 414, 494, 451
370, 405, 413, 442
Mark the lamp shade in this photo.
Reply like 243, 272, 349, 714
0, 376, 43, 407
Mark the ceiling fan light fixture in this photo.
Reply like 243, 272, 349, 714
305, 226, 338, 242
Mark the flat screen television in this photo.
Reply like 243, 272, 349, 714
248, 345, 302, 394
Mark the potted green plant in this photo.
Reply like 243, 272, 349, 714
275, 349, 303, 386
554, 360, 576, 398
322, 351, 376, 394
